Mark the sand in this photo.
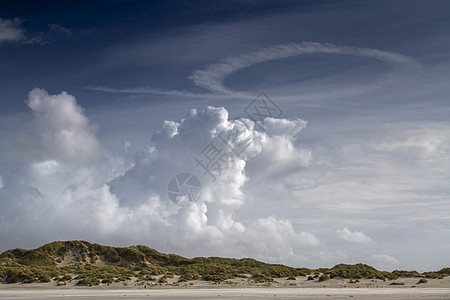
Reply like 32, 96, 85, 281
0, 288, 450, 300
1, 277, 449, 299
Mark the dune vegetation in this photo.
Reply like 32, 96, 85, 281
0, 241, 448, 285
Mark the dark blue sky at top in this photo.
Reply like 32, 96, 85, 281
0, 0, 319, 111
1, 0, 450, 114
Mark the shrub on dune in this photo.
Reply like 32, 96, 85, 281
318, 274, 330, 282
417, 278, 428, 284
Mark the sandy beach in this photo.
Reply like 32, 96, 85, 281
0, 288, 450, 300
1, 277, 449, 300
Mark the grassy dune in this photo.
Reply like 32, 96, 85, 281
0, 241, 448, 286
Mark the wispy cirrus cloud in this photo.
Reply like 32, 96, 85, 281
48, 24, 73, 36
0, 18, 25, 44
0, 18, 75, 45
87, 86, 251, 99
188, 42, 418, 95
0, 18, 46, 45
89, 41, 419, 99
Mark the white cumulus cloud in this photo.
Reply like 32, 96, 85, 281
15, 88, 101, 164
0, 89, 318, 265
337, 227, 373, 243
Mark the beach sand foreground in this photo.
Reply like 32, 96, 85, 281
0, 288, 450, 300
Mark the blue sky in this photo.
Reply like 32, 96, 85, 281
0, 0, 449, 271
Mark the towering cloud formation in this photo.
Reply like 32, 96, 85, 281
110, 105, 318, 258
17, 88, 101, 164
0, 89, 318, 263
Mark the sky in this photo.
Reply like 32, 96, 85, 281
0, 0, 449, 272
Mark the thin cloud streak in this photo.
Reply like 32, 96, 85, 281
0, 18, 73, 45
91, 42, 419, 100
86, 86, 252, 99
189, 42, 419, 94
